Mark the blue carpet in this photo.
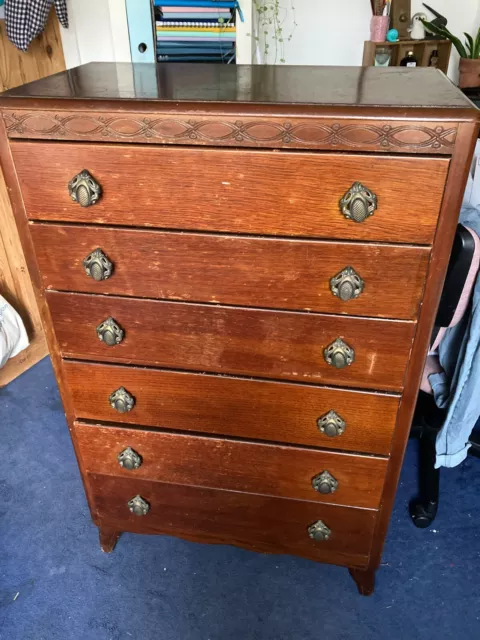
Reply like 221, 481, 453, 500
1, 357, 480, 640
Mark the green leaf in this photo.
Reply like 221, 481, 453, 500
464, 32, 474, 57
421, 19, 468, 58
473, 27, 480, 59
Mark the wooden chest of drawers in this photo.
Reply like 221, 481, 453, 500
1, 63, 478, 595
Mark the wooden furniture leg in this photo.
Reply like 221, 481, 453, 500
349, 568, 376, 596
99, 526, 121, 553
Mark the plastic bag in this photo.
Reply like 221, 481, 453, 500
0, 294, 29, 368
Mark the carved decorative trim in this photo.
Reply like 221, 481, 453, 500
2, 110, 457, 153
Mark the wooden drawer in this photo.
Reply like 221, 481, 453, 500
88, 473, 377, 568
49, 292, 415, 391
76, 422, 387, 509
14, 142, 448, 244
31, 223, 430, 320
64, 361, 399, 455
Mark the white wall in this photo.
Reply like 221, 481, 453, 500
60, 0, 480, 80
256, 0, 480, 80
61, 0, 131, 68
254, 0, 371, 66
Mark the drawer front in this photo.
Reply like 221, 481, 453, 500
64, 362, 399, 455
88, 473, 377, 567
14, 142, 448, 244
75, 422, 388, 509
49, 292, 415, 391
32, 223, 430, 320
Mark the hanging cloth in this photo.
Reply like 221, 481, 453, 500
5, 0, 68, 52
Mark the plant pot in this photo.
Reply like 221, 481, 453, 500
459, 58, 480, 89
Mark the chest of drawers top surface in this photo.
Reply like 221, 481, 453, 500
0, 62, 476, 153
1, 63, 478, 596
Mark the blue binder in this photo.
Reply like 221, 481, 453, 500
126, 0, 156, 63
154, 0, 244, 20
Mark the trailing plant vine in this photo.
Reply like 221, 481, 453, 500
250, 1, 297, 64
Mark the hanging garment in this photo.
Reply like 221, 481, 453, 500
0, 295, 29, 368
5, 0, 68, 52
431, 206, 480, 468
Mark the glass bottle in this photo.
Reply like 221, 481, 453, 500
429, 49, 440, 68
400, 50, 417, 67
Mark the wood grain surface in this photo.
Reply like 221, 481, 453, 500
3, 110, 459, 154
64, 361, 399, 455
368, 120, 480, 570
31, 223, 430, 320
48, 292, 415, 391
0, 170, 48, 386
1, 63, 473, 109
88, 473, 377, 567
75, 422, 388, 509
0, 13, 65, 92
1, 59, 479, 591
13, 142, 448, 244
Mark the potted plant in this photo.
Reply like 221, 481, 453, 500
251, 0, 297, 64
421, 20, 480, 88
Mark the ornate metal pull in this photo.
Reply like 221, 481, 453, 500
128, 495, 150, 516
324, 338, 355, 369
68, 169, 102, 207
340, 182, 377, 223
330, 266, 364, 302
96, 317, 124, 346
308, 520, 331, 542
317, 410, 346, 437
109, 387, 135, 413
118, 447, 142, 470
312, 470, 338, 495
83, 248, 113, 282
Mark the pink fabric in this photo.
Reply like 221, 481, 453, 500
431, 327, 446, 352
449, 226, 480, 328
420, 226, 480, 394
420, 354, 443, 394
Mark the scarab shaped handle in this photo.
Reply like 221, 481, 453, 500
83, 248, 113, 282
339, 182, 377, 223
96, 317, 124, 346
324, 338, 355, 369
330, 266, 364, 302
128, 495, 150, 516
109, 387, 135, 413
118, 447, 142, 470
68, 170, 102, 207
308, 520, 332, 542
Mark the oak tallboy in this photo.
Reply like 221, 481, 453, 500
1, 63, 478, 595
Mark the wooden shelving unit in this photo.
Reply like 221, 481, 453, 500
0, 11, 64, 386
363, 39, 451, 74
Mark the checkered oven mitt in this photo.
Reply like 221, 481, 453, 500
5, 0, 68, 52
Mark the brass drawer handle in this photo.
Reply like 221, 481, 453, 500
308, 520, 331, 542
340, 182, 377, 223
83, 248, 113, 282
324, 338, 355, 369
330, 266, 364, 302
109, 387, 135, 413
128, 495, 150, 516
317, 410, 346, 437
118, 447, 142, 470
68, 169, 102, 207
312, 470, 338, 495
96, 317, 124, 346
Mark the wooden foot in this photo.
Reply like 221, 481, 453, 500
99, 526, 121, 553
349, 568, 376, 596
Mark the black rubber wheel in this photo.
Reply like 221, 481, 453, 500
409, 499, 438, 528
